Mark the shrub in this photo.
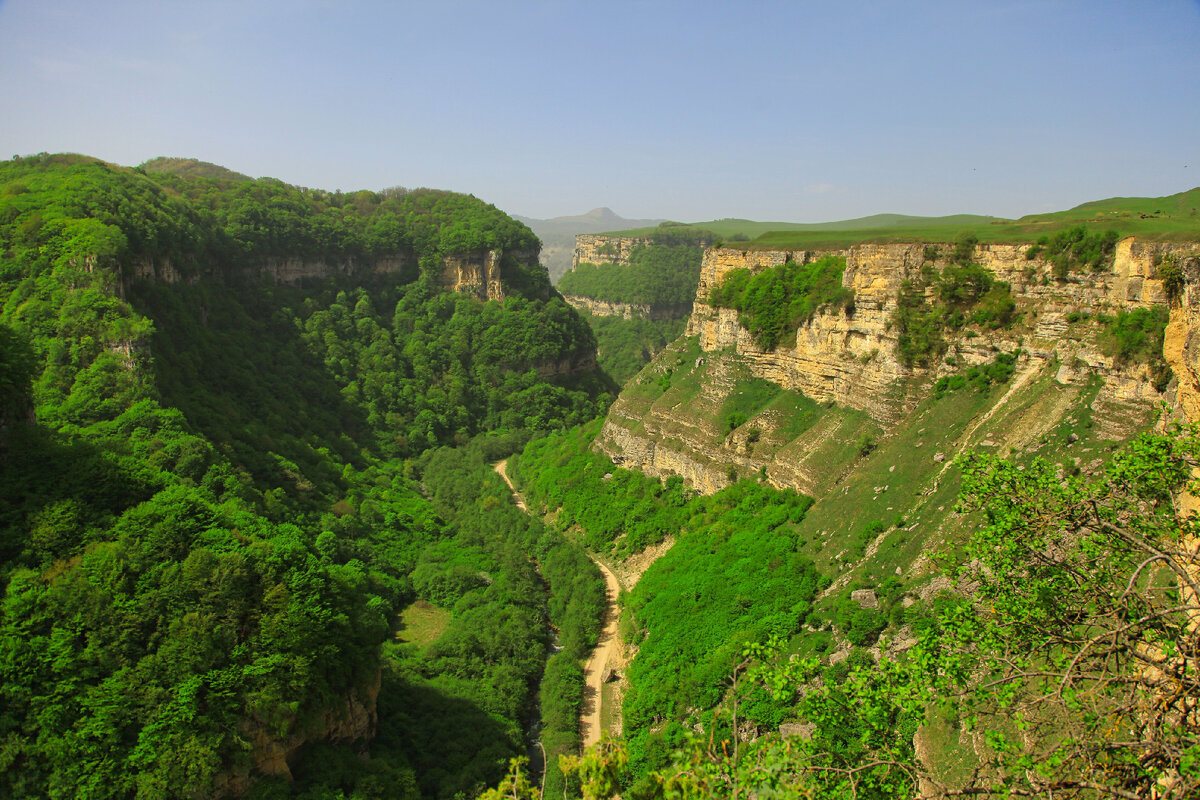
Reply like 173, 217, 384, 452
1157, 254, 1185, 301
1102, 306, 1169, 364
709, 255, 854, 350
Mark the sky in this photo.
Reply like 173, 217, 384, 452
1, 0, 1198, 223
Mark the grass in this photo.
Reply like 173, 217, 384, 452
760, 388, 824, 442
605, 213, 1000, 239
603, 187, 1200, 250
718, 376, 782, 435
396, 600, 451, 648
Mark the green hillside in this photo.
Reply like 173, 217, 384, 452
140, 156, 254, 182
606, 187, 1200, 249
0, 154, 611, 799
3, 156, 1197, 800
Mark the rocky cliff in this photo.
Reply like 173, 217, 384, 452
572, 234, 649, 270
126, 247, 531, 302
597, 238, 1199, 495
561, 294, 690, 321
214, 670, 381, 796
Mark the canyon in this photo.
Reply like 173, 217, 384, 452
595, 237, 1197, 495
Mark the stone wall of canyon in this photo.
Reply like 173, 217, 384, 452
561, 294, 690, 321
125, 246, 538, 303
597, 237, 1200, 495
572, 234, 649, 270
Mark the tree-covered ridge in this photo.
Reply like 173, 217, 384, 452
556, 242, 702, 308
0, 153, 540, 280
0, 155, 613, 797
1, 153, 610, 492
140, 156, 254, 182
707, 254, 854, 350
570, 310, 686, 386
0, 326, 426, 797
512, 425, 824, 782
889, 237, 1018, 368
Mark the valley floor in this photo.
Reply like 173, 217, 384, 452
494, 459, 624, 746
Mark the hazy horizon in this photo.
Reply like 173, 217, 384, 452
2, 0, 1198, 223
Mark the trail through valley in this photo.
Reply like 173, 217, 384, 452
494, 459, 622, 747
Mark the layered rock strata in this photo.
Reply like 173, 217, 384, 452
127, 248, 536, 302
598, 238, 1198, 494
572, 234, 649, 270
561, 295, 690, 321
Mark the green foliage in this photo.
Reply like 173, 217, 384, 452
512, 421, 695, 557
395, 446, 606, 798
1027, 225, 1120, 279
0, 155, 612, 798
932, 352, 1018, 398
923, 426, 1200, 798
556, 241, 702, 308
573, 310, 686, 386
1099, 305, 1169, 363
889, 256, 1017, 367
718, 377, 781, 435
708, 255, 854, 350
622, 481, 817, 775
890, 280, 945, 368
1098, 305, 1172, 391
1157, 253, 1186, 300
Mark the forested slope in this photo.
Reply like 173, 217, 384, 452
487, 221, 1200, 798
557, 230, 709, 384
0, 154, 610, 798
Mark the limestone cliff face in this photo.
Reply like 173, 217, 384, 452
1161, 252, 1200, 518
126, 248, 532, 302
598, 238, 1197, 494
562, 294, 690, 321
572, 234, 649, 270
437, 250, 505, 301
213, 670, 381, 796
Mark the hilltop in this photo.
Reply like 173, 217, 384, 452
603, 187, 1200, 249
140, 155, 254, 182
514, 208, 665, 282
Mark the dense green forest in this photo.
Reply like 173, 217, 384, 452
0, 154, 612, 799
514, 425, 832, 781
4, 153, 1198, 800
556, 241, 702, 309
503, 419, 1200, 800
554, 237, 702, 385
707, 254, 855, 350
569, 311, 686, 386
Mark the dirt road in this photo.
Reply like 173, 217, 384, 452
579, 557, 621, 747
493, 459, 621, 747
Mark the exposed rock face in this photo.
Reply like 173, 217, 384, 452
1162, 251, 1200, 517
688, 241, 1178, 423
598, 238, 1198, 495
438, 250, 505, 301
126, 248, 535, 302
213, 670, 382, 797
573, 234, 650, 270
562, 294, 690, 321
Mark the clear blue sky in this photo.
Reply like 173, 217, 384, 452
2, 0, 1198, 222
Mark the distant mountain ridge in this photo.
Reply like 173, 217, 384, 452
140, 156, 253, 182
514, 207, 665, 235
515, 208, 666, 282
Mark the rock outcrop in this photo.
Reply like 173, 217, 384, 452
126, 248, 535, 303
573, 234, 649, 270
597, 237, 1198, 495
561, 294, 690, 321
213, 670, 381, 796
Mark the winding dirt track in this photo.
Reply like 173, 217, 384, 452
579, 558, 621, 747
493, 459, 621, 748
